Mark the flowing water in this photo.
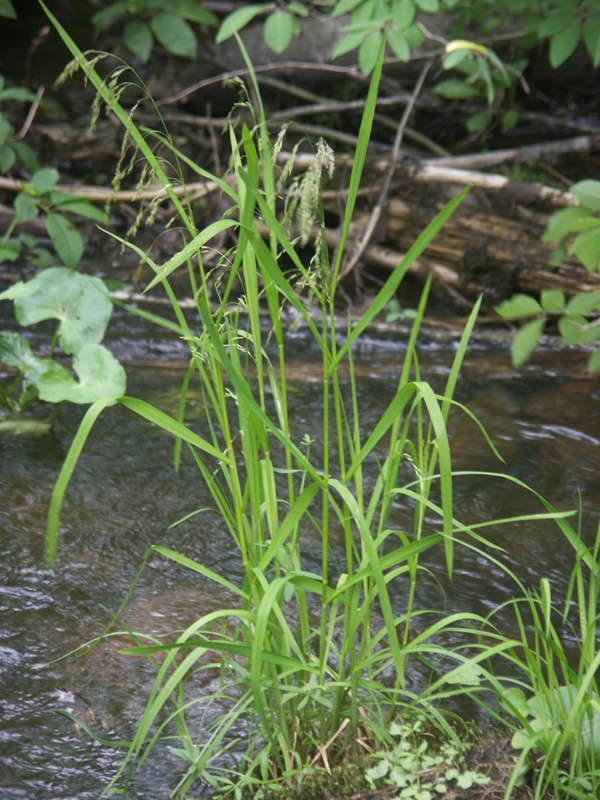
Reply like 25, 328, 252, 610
1, 305, 599, 799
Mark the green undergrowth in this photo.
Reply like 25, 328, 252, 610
39, 3, 600, 799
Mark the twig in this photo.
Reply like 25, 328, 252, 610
16, 85, 45, 141
0, 175, 226, 203
424, 133, 600, 170
338, 62, 432, 281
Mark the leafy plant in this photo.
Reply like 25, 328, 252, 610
436, 39, 521, 133
0, 71, 108, 269
544, 180, 600, 272
366, 715, 490, 798
495, 180, 600, 371
495, 522, 600, 798
532, 0, 600, 68
91, 0, 218, 63
495, 289, 600, 370
216, 1, 309, 55
0, 267, 125, 412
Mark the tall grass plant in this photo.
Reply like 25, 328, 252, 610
39, 3, 597, 798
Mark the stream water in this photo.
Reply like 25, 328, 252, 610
1, 305, 599, 799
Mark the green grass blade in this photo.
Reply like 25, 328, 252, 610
46, 397, 116, 566
328, 187, 470, 374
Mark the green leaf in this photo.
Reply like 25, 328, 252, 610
540, 289, 565, 312
415, 0, 438, 10
51, 198, 109, 223
466, 111, 491, 133
0, 243, 22, 263
566, 290, 600, 315
0, 116, 13, 149
14, 193, 39, 223
288, 1, 309, 17
37, 343, 126, 404
216, 4, 272, 43
549, 18, 580, 68
0, 86, 36, 102
366, 759, 389, 781
503, 687, 530, 718
332, 28, 369, 59
571, 179, 600, 212
434, 78, 480, 99
14, 268, 113, 354
387, 26, 410, 61
512, 318, 545, 367
543, 206, 596, 242
123, 20, 154, 64
0, 143, 15, 172
443, 661, 483, 686
46, 213, 84, 268
538, 9, 577, 38
150, 14, 197, 59
0, 0, 16, 19
559, 314, 586, 344
358, 29, 383, 74
31, 167, 59, 193
91, 1, 129, 29
393, 0, 416, 27
173, 0, 218, 26
0, 331, 58, 389
443, 49, 470, 69
331, 0, 366, 16
264, 10, 297, 54
495, 294, 542, 320
587, 348, 600, 371
583, 13, 600, 66
0, 278, 40, 302
501, 109, 519, 130
569, 226, 600, 272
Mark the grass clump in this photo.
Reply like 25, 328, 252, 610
39, 3, 599, 799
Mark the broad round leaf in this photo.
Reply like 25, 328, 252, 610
150, 13, 197, 59
37, 343, 126, 404
13, 268, 113, 355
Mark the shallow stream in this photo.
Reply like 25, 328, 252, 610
1, 306, 599, 799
